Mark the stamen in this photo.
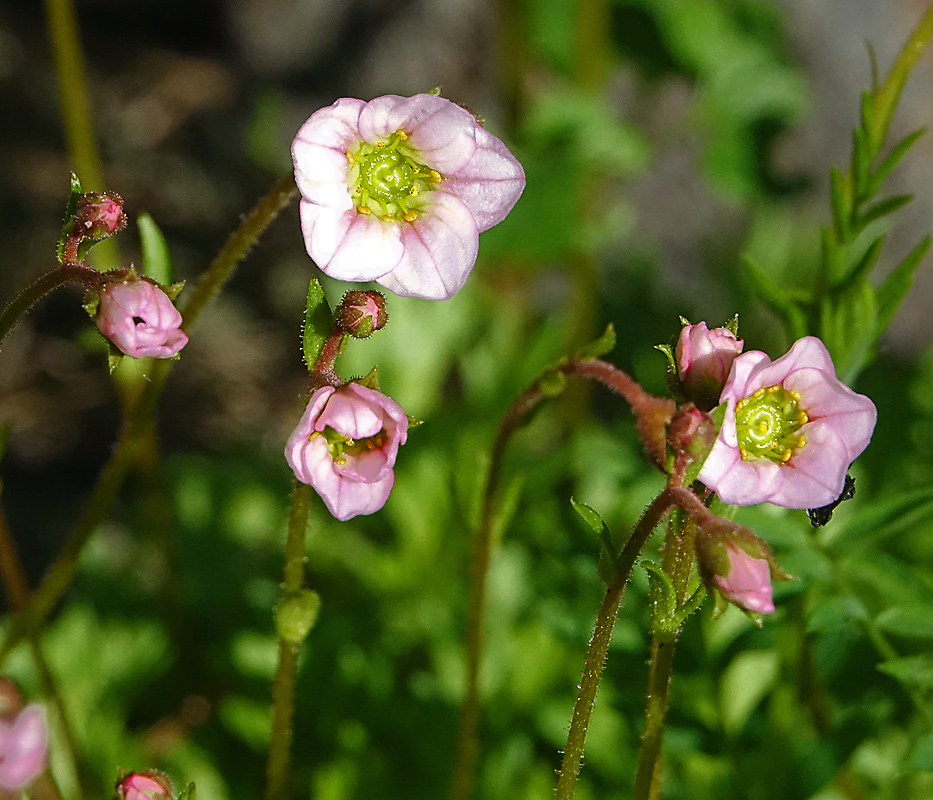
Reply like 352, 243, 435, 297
357, 205, 372, 214
403, 211, 418, 222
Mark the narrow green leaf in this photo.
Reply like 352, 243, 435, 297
137, 213, 174, 285
829, 167, 851, 238
571, 497, 609, 537
836, 234, 884, 289
851, 127, 870, 199
875, 607, 933, 641
740, 256, 806, 340
302, 277, 333, 369
876, 236, 931, 333
642, 560, 678, 637
852, 193, 913, 237
571, 497, 617, 577
877, 654, 933, 692
868, 128, 926, 197
575, 323, 615, 361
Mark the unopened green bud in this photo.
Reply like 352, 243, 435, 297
275, 590, 321, 644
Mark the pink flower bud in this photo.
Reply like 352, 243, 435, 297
285, 382, 409, 521
0, 704, 49, 792
116, 771, 173, 800
713, 542, 775, 614
96, 277, 188, 359
335, 290, 388, 338
74, 192, 126, 240
676, 322, 744, 410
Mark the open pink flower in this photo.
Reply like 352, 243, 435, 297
97, 277, 188, 359
285, 383, 409, 521
292, 94, 525, 301
0, 704, 48, 792
698, 337, 876, 509
714, 542, 775, 614
676, 321, 743, 410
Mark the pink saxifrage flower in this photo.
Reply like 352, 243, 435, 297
285, 383, 409, 521
676, 321, 744, 410
714, 542, 775, 614
698, 336, 876, 509
292, 93, 525, 301
96, 277, 188, 359
116, 771, 173, 800
0, 703, 49, 793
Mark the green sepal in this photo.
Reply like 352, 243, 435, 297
428, 86, 443, 96
876, 235, 932, 334
275, 589, 321, 645
356, 366, 381, 391
723, 314, 739, 336
107, 348, 124, 375
868, 128, 926, 197
161, 281, 185, 302
302, 277, 334, 369
655, 342, 684, 402
56, 173, 84, 264
538, 368, 567, 398
575, 323, 615, 361
406, 414, 424, 429
176, 783, 197, 800
137, 212, 175, 284
83, 289, 100, 319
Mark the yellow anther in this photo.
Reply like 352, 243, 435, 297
789, 390, 801, 401
752, 388, 766, 399
409, 186, 419, 196
403, 210, 419, 222
429, 169, 442, 183
334, 456, 347, 466
781, 449, 793, 462
739, 447, 749, 461
376, 141, 387, 148
357, 205, 372, 215
797, 434, 807, 448
382, 215, 394, 223
396, 129, 409, 140
767, 385, 780, 394
353, 185, 362, 195
736, 399, 746, 412
346, 151, 356, 163
798, 411, 809, 425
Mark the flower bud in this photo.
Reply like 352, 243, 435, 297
0, 704, 49, 793
95, 274, 188, 359
115, 771, 174, 800
676, 322, 743, 411
74, 192, 126, 241
275, 589, 322, 644
668, 405, 717, 468
334, 290, 388, 338
695, 523, 776, 615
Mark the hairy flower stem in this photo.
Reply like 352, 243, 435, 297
451, 357, 673, 800
0, 264, 103, 348
632, 511, 696, 800
555, 490, 676, 800
265, 481, 313, 800
0, 178, 297, 668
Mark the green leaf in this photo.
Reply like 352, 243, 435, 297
851, 127, 870, 197
137, 213, 174, 285
821, 487, 933, 554
56, 173, 83, 264
571, 497, 610, 537
875, 606, 933, 641
302, 277, 333, 369
868, 128, 926, 197
877, 654, 933, 692
719, 650, 779, 735
740, 255, 806, 340
837, 234, 884, 289
876, 236, 931, 333
642, 561, 678, 638
829, 166, 851, 237
571, 498, 618, 584
575, 323, 616, 361
176, 784, 197, 800
852, 193, 913, 237
821, 279, 876, 383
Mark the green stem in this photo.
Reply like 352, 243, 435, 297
632, 511, 696, 800
0, 177, 297, 669
451, 358, 673, 800
0, 264, 102, 348
554, 490, 676, 800
265, 481, 313, 800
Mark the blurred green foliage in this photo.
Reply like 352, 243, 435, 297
4, 0, 933, 799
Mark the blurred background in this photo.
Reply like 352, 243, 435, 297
2, 0, 933, 798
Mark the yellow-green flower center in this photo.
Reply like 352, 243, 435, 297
314, 426, 388, 466
347, 130, 441, 224
734, 385, 809, 463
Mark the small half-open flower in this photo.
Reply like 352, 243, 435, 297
285, 383, 409, 520
96, 276, 188, 359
